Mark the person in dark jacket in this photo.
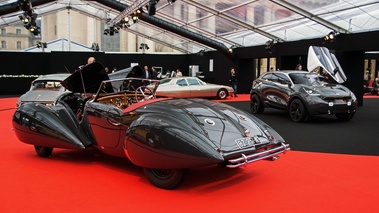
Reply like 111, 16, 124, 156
229, 67, 238, 97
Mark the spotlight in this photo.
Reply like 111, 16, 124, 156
167, 0, 176, 5
36, 42, 47, 48
132, 15, 139, 23
324, 31, 336, 42
147, 0, 158, 16
265, 40, 274, 54
139, 43, 150, 50
122, 17, 130, 23
17, 0, 32, 12
91, 42, 99, 52
109, 26, 115, 36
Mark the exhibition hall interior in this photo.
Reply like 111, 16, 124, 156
1, 0, 379, 212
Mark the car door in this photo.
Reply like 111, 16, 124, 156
261, 73, 291, 109
187, 78, 212, 97
173, 78, 191, 98
85, 102, 123, 149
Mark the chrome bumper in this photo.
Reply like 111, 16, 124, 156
226, 143, 290, 168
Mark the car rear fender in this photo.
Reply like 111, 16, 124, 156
124, 114, 224, 169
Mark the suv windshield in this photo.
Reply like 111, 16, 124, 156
289, 73, 333, 85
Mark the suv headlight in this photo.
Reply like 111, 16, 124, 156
303, 87, 320, 96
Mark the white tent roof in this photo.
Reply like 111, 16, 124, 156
23, 38, 93, 52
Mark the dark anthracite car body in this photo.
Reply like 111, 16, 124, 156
250, 46, 357, 122
12, 62, 289, 189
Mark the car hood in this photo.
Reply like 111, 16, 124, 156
307, 46, 347, 83
141, 98, 284, 155
62, 62, 109, 93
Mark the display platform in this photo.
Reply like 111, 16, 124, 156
1, 96, 378, 213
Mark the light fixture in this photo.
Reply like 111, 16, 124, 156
91, 42, 99, 52
265, 40, 274, 54
122, 17, 129, 23
324, 31, 336, 42
167, 0, 176, 5
17, 0, 32, 13
147, 0, 158, 16
139, 43, 150, 50
36, 41, 47, 49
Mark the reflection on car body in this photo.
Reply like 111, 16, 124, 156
156, 76, 234, 100
12, 62, 289, 189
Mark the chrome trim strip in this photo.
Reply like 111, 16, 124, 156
226, 143, 290, 168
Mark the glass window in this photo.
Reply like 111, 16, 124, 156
16, 29, 21, 35
1, 28, 5, 35
176, 79, 188, 86
1, 41, 6, 48
16, 41, 21, 49
187, 78, 200, 86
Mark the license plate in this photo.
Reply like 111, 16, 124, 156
235, 136, 262, 149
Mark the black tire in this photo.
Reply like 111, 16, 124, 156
217, 89, 228, 100
143, 168, 185, 190
335, 112, 355, 121
289, 99, 307, 122
34, 146, 53, 158
250, 94, 264, 114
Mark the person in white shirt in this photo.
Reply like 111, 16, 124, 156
176, 69, 182, 77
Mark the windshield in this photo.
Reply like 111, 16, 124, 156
289, 73, 333, 85
94, 78, 160, 98
31, 81, 66, 91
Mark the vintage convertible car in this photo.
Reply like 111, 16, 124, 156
250, 46, 357, 122
12, 62, 290, 189
156, 76, 234, 100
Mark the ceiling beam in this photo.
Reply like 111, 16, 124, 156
183, 0, 284, 42
94, 0, 232, 56
269, 0, 349, 33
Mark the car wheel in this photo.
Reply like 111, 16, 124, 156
335, 112, 355, 121
250, 94, 264, 114
34, 146, 53, 158
217, 89, 228, 100
143, 168, 185, 190
289, 99, 307, 122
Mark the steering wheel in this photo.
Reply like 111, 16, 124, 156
135, 86, 156, 102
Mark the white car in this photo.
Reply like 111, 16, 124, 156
156, 77, 234, 100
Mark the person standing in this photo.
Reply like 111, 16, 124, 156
87, 57, 96, 64
176, 69, 182, 77
143, 66, 151, 79
229, 67, 238, 97
364, 69, 371, 86
151, 66, 158, 79
295, 64, 302, 71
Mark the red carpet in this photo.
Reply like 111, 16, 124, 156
1, 97, 379, 213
